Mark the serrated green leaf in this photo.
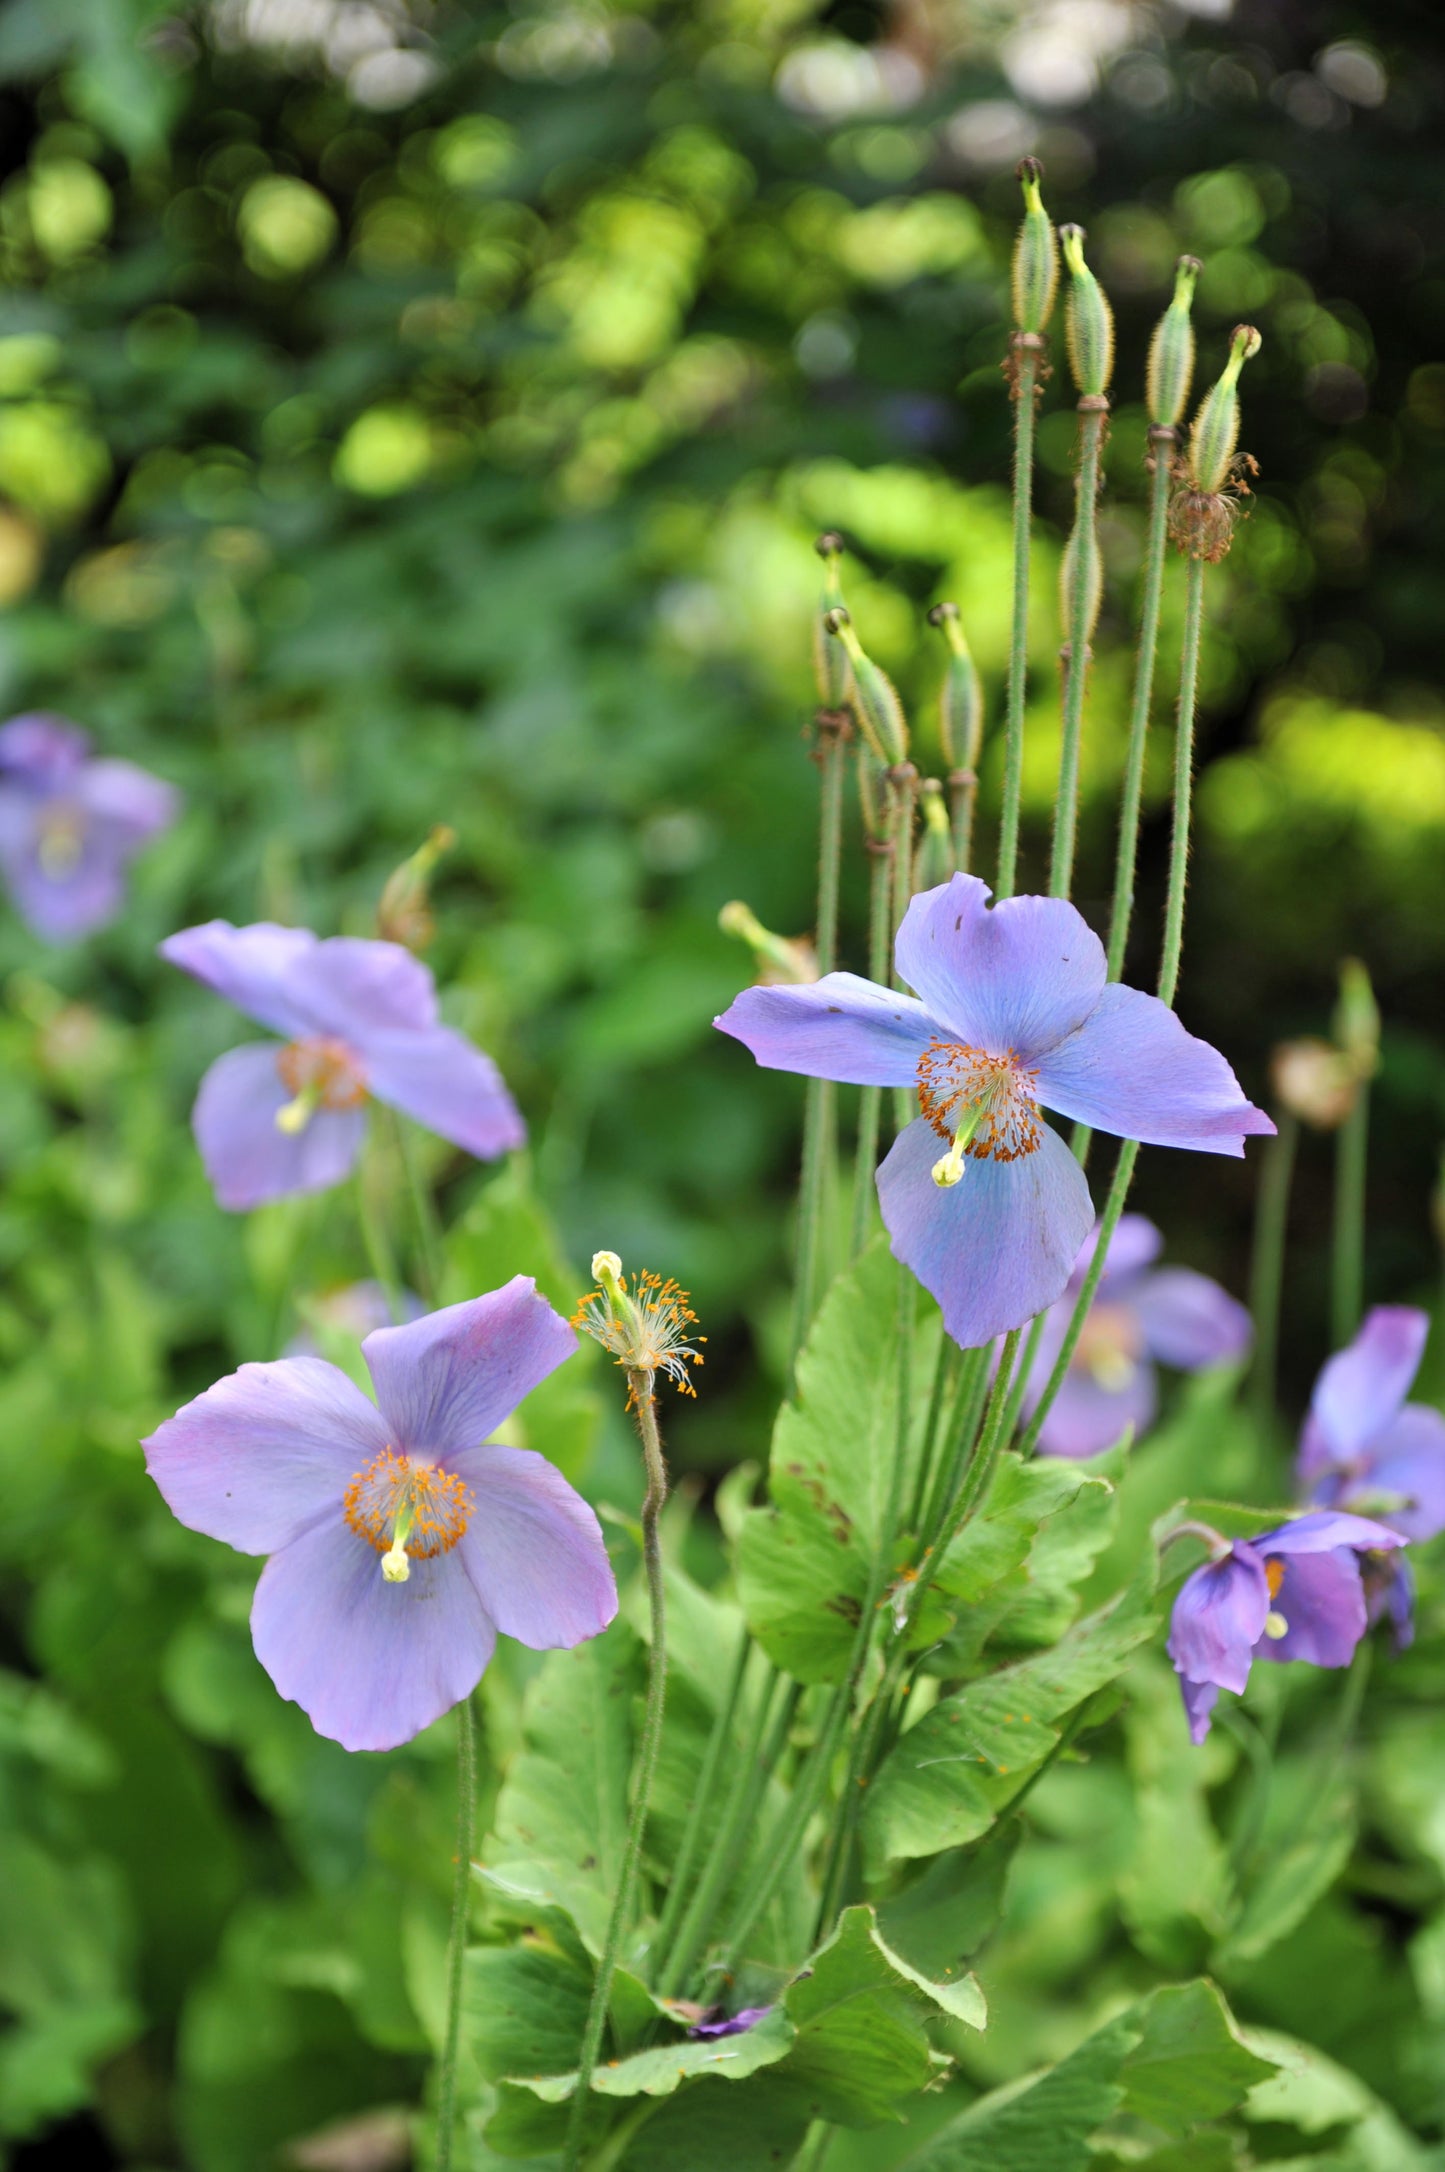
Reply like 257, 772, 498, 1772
1119, 1655, 1230, 1970
1120, 1980, 1277, 2135
900, 2010, 1143, 2171
778, 1905, 946, 2124
879, 1824, 1021, 1990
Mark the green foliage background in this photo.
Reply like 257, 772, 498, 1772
0, 1, 1442, 2166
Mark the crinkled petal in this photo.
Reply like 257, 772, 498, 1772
143, 1357, 389, 1555
1360, 1404, 1445, 1542
1260, 1509, 1404, 1558
715, 974, 943, 1087
1133, 1269, 1253, 1371
192, 1042, 365, 1210
1073, 1213, 1162, 1294
75, 758, 178, 845
162, 920, 319, 1038
287, 936, 438, 1041
363, 1276, 576, 1460
364, 1026, 525, 1160
449, 1444, 617, 1649
1179, 1676, 1219, 1745
1166, 1545, 1269, 1693
877, 1116, 1094, 1349
1034, 984, 1275, 1156
1034, 1357, 1158, 1461
893, 874, 1107, 1059
251, 1518, 496, 1752
1307, 1306, 1429, 1465
1255, 1547, 1365, 1668
0, 713, 88, 779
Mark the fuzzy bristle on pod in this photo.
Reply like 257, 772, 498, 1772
1146, 256, 1201, 430
824, 607, 908, 768
1011, 157, 1059, 335
1059, 224, 1114, 399
810, 531, 851, 708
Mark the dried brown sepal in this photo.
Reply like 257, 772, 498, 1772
1001, 328, 1051, 403
1168, 452, 1258, 563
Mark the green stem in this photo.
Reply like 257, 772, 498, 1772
1157, 554, 1205, 1010
682, 1678, 803, 1990
789, 718, 850, 1371
650, 1626, 750, 1979
354, 1152, 403, 1322
434, 1695, 477, 2172
1106, 432, 1174, 977
1017, 1142, 1140, 1458
725, 1680, 848, 1969
918, 1345, 989, 1548
930, 1327, 1022, 1569
998, 1309, 1046, 1453
1049, 403, 1106, 901
1248, 1112, 1297, 1425
905, 1335, 958, 1537
889, 769, 919, 1136
997, 345, 1040, 900
388, 1108, 442, 1306
794, 2123, 835, 2172
565, 1380, 669, 2171
1332, 1086, 1370, 1346
850, 840, 895, 1255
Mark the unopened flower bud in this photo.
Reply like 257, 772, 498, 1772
1188, 324, 1262, 495
1011, 157, 1058, 335
824, 607, 908, 766
719, 900, 818, 986
1146, 256, 1201, 430
1060, 225, 1114, 399
377, 826, 456, 952
857, 747, 889, 841
1059, 520, 1103, 654
811, 532, 851, 708
914, 777, 953, 890
1271, 1038, 1359, 1131
1333, 957, 1380, 1078
927, 601, 981, 774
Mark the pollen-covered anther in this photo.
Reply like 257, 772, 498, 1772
343, 1449, 473, 1568
277, 1034, 368, 1111
915, 1041, 1044, 1163
1262, 1553, 1288, 1637
572, 1266, 706, 1397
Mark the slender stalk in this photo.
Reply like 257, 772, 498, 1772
795, 2124, 835, 2172
650, 1625, 750, 1977
354, 1153, 403, 1322
1249, 1112, 1297, 1424
1332, 1088, 1370, 1346
388, 1108, 442, 1305
1157, 554, 1205, 1009
889, 768, 920, 1133
1106, 432, 1174, 976
434, 1695, 477, 2172
949, 765, 978, 873
931, 1328, 1022, 1562
905, 1335, 958, 1536
998, 1309, 1046, 1451
789, 717, 849, 1370
721, 1680, 848, 1970
675, 1679, 803, 1992
850, 839, 894, 1255
565, 1381, 669, 2171
918, 1345, 989, 1547
1049, 401, 1106, 900
997, 344, 1041, 899
1017, 1141, 1140, 1458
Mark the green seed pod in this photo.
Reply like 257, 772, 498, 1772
1333, 956, 1380, 1079
1145, 255, 1201, 430
915, 777, 953, 889
825, 607, 908, 767
811, 531, 850, 708
857, 744, 889, 841
1011, 157, 1059, 335
1060, 225, 1114, 398
1188, 324, 1262, 494
926, 601, 981, 773
1059, 519, 1103, 655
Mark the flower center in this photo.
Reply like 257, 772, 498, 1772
1262, 1553, 1288, 1638
916, 1041, 1043, 1187
274, 1035, 368, 1134
1072, 1301, 1144, 1390
342, 1449, 474, 1584
37, 801, 87, 878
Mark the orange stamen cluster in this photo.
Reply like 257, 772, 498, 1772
572, 1271, 706, 1398
276, 1034, 368, 1109
1264, 1555, 1287, 1600
915, 1040, 1043, 1162
343, 1449, 473, 1558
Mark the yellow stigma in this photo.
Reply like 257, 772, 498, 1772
381, 1543, 411, 1583
1263, 1610, 1288, 1640
275, 1084, 321, 1135
931, 1106, 985, 1188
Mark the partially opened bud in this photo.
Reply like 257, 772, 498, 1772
1333, 957, 1380, 1078
719, 900, 818, 986
825, 607, 908, 766
1271, 1038, 1359, 1131
1146, 256, 1201, 430
1060, 225, 1114, 399
1188, 324, 1262, 495
1011, 157, 1059, 335
811, 532, 851, 708
377, 826, 456, 951
927, 601, 981, 773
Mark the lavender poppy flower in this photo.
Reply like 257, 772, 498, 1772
144, 1277, 618, 1751
0, 712, 177, 942
161, 920, 525, 1210
715, 873, 1273, 1348
1166, 1510, 1404, 1743
1021, 1214, 1252, 1459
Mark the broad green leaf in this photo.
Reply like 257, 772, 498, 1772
933, 1454, 1096, 1607
776, 1905, 950, 2125
1239, 2028, 1433, 2165
1119, 1980, 1277, 2135
464, 1941, 592, 2085
509, 2006, 797, 2101
879, 1825, 1021, 1990
1215, 1782, 1355, 1970
617, 2075, 814, 2170
900, 2010, 1143, 2171
1118, 1655, 1230, 1970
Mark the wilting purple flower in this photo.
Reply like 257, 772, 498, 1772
0, 712, 177, 942
144, 1277, 617, 1751
1021, 1214, 1252, 1459
162, 920, 525, 1210
687, 2006, 774, 2041
716, 874, 1272, 1348
1166, 1510, 1404, 1743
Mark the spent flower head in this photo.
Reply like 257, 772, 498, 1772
573, 1252, 706, 1398
377, 825, 455, 952
1170, 325, 1262, 561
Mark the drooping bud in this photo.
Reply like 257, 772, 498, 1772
719, 900, 818, 986
1060, 225, 1114, 399
1011, 157, 1058, 335
1187, 324, 1262, 496
377, 825, 456, 952
1146, 256, 1201, 430
811, 532, 851, 709
1333, 957, 1380, 1080
926, 601, 981, 774
824, 607, 908, 766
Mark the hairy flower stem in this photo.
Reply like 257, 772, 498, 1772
997, 346, 1041, 899
650, 1626, 749, 1978
1249, 1112, 1298, 1424
1050, 401, 1107, 900
905, 1336, 959, 1536
565, 1379, 669, 2171
689, 1679, 805, 1983
1017, 1141, 1140, 1457
434, 1695, 477, 2172
790, 718, 848, 1374
1332, 1087, 1370, 1345
388, 1108, 441, 1305
1157, 554, 1205, 1010
918, 1345, 990, 1547
850, 839, 895, 1254
1106, 434, 1175, 976
354, 1155, 404, 1323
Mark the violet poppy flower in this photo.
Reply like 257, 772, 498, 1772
1166, 1510, 1404, 1743
715, 873, 1273, 1348
0, 712, 177, 942
144, 1277, 617, 1751
161, 919, 525, 1210
1021, 1215, 1252, 1459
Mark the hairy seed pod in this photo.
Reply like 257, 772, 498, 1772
915, 777, 953, 890
927, 601, 981, 773
810, 532, 850, 707
1011, 157, 1059, 335
1059, 519, 1103, 655
857, 743, 889, 840
1060, 225, 1114, 398
824, 607, 908, 766
1146, 256, 1201, 430
1188, 324, 1262, 494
